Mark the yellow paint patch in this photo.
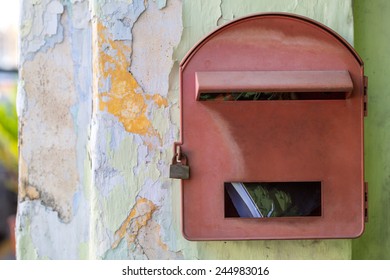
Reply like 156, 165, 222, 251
26, 186, 40, 200
156, 224, 169, 251
112, 197, 157, 249
19, 158, 40, 200
146, 94, 168, 108
96, 22, 166, 136
112, 197, 182, 258
20, 185, 40, 201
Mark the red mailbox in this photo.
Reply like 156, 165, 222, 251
174, 13, 368, 240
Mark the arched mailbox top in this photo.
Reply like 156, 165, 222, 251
180, 13, 363, 69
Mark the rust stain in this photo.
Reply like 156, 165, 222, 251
96, 22, 166, 136
112, 197, 157, 249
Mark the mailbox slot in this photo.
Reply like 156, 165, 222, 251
225, 182, 322, 218
177, 13, 366, 240
196, 71, 353, 100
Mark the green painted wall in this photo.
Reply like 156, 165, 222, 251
352, 0, 390, 260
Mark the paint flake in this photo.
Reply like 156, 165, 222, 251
112, 197, 157, 248
157, 0, 167, 10
97, 22, 165, 136
21, 0, 65, 58
111, 197, 183, 259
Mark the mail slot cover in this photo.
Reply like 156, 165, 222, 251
178, 13, 366, 240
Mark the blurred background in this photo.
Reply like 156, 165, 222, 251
0, 1, 20, 259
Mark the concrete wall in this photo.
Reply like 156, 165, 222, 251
17, 0, 357, 259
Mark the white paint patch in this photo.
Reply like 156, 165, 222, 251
45, 0, 64, 35
18, 200, 90, 259
100, 0, 146, 41
21, 0, 65, 57
16, 80, 27, 119
92, 114, 126, 198
71, 0, 91, 29
156, 0, 167, 10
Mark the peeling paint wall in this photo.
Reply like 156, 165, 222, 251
17, 0, 355, 259
18, 0, 92, 259
89, 0, 186, 260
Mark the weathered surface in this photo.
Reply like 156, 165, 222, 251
20, 0, 65, 61
90, 0, 186, 259
20, 38, 78, 222
17, 0, 356, 259
17, 0, 92, 259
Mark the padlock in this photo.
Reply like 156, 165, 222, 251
169, 153, 190, 179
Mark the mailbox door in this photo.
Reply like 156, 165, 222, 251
179, 13, 366, 240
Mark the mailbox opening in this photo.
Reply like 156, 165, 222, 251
195, 70, 353, 101
225, 182, 322, 218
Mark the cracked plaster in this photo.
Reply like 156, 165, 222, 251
20, 0, 65, 61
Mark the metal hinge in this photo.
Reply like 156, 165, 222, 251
364, 76, 368, 117
364, 182, 368, 223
